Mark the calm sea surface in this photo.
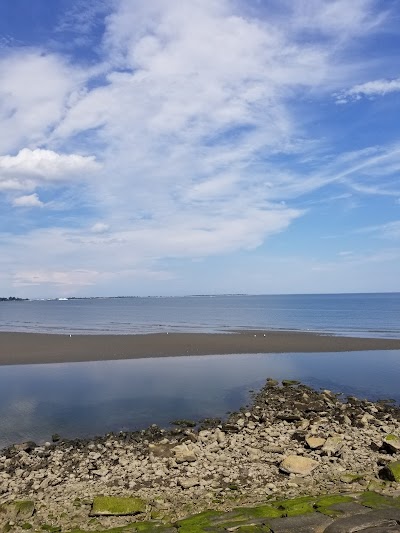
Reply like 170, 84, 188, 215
1, 351, 400, 450
1, 293, 399, 337
0, 293, 399, 449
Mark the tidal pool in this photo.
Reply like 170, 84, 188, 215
1, 350, 399, 449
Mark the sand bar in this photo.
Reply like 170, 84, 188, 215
0, 330, 400, 365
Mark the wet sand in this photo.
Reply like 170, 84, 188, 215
0, 330, 400, 365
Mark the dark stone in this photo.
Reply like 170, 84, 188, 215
13, 441, 37, 453
275, 413, 302, 422
291, 431, 307, 442
268, 512, 333, 532
324, 509, 400, 533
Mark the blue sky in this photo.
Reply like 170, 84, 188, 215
0, 0, 399, 298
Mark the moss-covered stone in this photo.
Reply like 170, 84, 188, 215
359, 491, 400, 509
230, 505, 283, 520
272, 496, 316, 517
21, 524, 32, 530
90, 497, 146, 516
339, 473, 364, 483
281, 380, 300, 387
176, 510, 225, 532
41, 525, 61, 533
383, 435, 400, 453
176, 504, 281, 533
382, 461, 400, 482
70, 525, 175, 533
14, 502, 35, 518
0, 501, 35, 523
315, 495, 354, 517
231, 527, 270, 532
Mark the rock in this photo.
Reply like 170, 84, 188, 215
280, 455, 319, 476
178, 477, 200, 489
268, 512, 333, 532
322, 436, 343, 456
0, 501, 35, 522
13, 442, 36, 453
340, 473, 364, 483
381, 460, 400, 482
215, 429, 226, 444
324, 509, 400, 533
383, 434, 400, 454
172, 443, 197, 463
305, 436, 326, 449
298, 419, 311, 430
90, 496, 146, 516
92, 469, 108, 477
51, 434, 61, 443
276, 413, 302, 422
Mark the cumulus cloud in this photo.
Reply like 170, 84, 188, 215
12, 193, 44, 208
0, 0, 396, 295
335, 78, 400, 103
0, 148, 99, 192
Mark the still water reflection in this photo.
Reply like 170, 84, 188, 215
1, 350, 399, 449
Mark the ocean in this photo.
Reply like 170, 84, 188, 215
0, 293, 399, 449
1, 293, 399, 337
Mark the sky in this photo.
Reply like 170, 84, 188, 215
0, 0, 400, 298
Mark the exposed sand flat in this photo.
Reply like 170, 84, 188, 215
0, 330, 399, 365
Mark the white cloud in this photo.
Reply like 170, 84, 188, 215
0, 148, 99, 192
336, 78, 400, 103
356, 220, 400, 240
0, 0, 396, 295
12, 193, 44, 208
0, 51, 87, 153
91, 222, 110, 233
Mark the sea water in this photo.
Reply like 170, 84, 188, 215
0, 293, 399, 337
1, 293, 399, 449
1, 350, 400, 449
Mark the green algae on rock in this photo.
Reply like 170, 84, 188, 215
90, 497, 146, 517
70, 525, 175, 533
41, 525, 62, 532
339, 473, 364, 484
314, 494, 355, 517
281, 380, 300, 386
0, 501, 35, 522
381, 460, 400, 482
383, 434, 400, 453
272, 496, 316, 517
359, 491, 400, 509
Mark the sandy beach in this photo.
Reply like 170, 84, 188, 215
0, 330, 400, 365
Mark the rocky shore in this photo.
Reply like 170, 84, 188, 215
1, 380, 400, 532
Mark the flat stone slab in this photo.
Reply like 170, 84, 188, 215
0, 500, 35, 524
324, 509, 400, 533
361, 526, 400, 532
90, 496, 146, 516
327, 502, 372, 517
279, 455, 319, 476
268, 512, 333, 532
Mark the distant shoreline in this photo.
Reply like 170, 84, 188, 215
0, 330, 400, 366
